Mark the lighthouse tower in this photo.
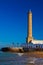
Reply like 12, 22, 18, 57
26, 10, 33, 43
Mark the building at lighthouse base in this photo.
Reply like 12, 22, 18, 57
32, 39, 43, 44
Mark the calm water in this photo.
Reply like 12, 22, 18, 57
0, 52, 43, 65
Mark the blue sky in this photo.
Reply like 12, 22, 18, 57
0, 0, 43, 47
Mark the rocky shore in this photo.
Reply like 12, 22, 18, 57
1, 47, 43, 58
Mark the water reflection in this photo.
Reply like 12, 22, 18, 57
0, 52, 43, 65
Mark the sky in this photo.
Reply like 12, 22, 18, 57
0, 0, 43, 47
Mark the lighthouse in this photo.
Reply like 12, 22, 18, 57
26, 10, 33, 43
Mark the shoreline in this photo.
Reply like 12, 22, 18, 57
23, 51, 43, 58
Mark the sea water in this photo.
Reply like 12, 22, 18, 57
0, 52, 43, 65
